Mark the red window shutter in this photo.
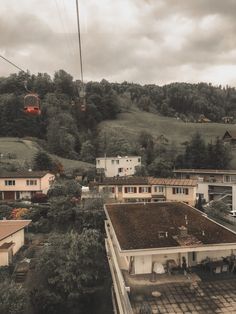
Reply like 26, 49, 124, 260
172, 188, 176, 194
185, 188, 189, 195
125, 187, 128, 193
134, 187, 137, 193
139, 187, 142, 193
148, 187, 151, 193
112, 187, 115, 193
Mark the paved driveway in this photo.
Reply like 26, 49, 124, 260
131, 279, 236, 313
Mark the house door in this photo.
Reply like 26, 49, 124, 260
8, 249, 13, 265
188, 252, 197, 267
4, 191, 15, 200
134, 256, 152, 274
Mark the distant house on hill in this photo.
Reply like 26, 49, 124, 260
198, 114, 211, 123
222, 130, 236, 146
96, 156, 141, 177
222, 116, 234, 124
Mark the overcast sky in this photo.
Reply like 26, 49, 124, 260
1, 0, 236, 86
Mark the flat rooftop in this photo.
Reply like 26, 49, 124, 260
96, 156, 141, 160
105, 202, 236, 250
174, 169, 236, 175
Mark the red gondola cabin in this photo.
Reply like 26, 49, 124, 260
24, 94, 41, 115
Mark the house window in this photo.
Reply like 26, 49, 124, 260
97, 160, 100, 165
5, 180, 15, 186
118, 168, 123, 173
154, 186, 164, 193
124, 187, 137, 193
139, 187, 151, 193
102, 186, 115, 193
192, 252, 196, 262
26, 180, 37, 186
138, 158, 141, 162
172, 187, 189, 195
111, 160, 115, 164
158, 231, 166, 239
116, 160, 119, 164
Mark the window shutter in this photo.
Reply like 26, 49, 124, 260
112, 187, 115, 193
134, 187, 137, 193
172, 188, 175, 194
139, 187, 141, 193
148, 187, 151, 193
186, 188, 189, 195
125, 187, 128, 193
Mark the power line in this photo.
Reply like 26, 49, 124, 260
75, 0, 85, 94
0, 54, 26, 73
53, 0, 75, 61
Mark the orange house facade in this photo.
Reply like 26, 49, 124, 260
90, 177, 197, 206
0, 171, 55, 201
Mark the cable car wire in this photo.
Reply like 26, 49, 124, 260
53, 0, 76, 60
0, 54, 26, 73
75, 0, 85, 95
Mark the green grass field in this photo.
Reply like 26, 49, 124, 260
1, 110, 236, 171
99, 109, 236, 168
0, 137, 94, 171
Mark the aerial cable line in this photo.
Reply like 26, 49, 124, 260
75, 0, 85, 96
0, 54, 41, 115
0, 54, 31, 91
0, 54, 26, 73
54, 0, 76, 60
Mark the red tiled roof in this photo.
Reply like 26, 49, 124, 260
93, 177, 197, 187
148, 177, 197, 187
0, 220, 31, 241
105, 202, 236, 250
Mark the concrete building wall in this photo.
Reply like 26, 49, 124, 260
40, 173, 55, 193
96, 156, 141, 177
196, 249, 232, 263
165, 186, 196, 206
0, 251, 8, 266
232, 185, 236, 214
197, 183, 209, 202
152, 253, 180, 266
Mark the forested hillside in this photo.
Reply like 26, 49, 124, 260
0, 71, 235, 171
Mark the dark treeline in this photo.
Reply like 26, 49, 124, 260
0, 71, 120, 160
0, 71, 235, 165
112, 81, 236, 122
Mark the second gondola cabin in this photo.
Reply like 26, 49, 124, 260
24, 93, 41, 116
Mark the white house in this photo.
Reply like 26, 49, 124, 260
0, 220, 31, 266
105, 202, 236, 313
174, 169, 236, 216
0, 170, 55, 201
96, 156, 141, 177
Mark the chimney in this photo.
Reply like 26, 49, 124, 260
178, 226, 188, 237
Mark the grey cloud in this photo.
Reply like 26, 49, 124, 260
1, 1, 236, 86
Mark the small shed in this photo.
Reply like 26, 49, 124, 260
222, 130, 236, 146
222, 117, 234, 124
